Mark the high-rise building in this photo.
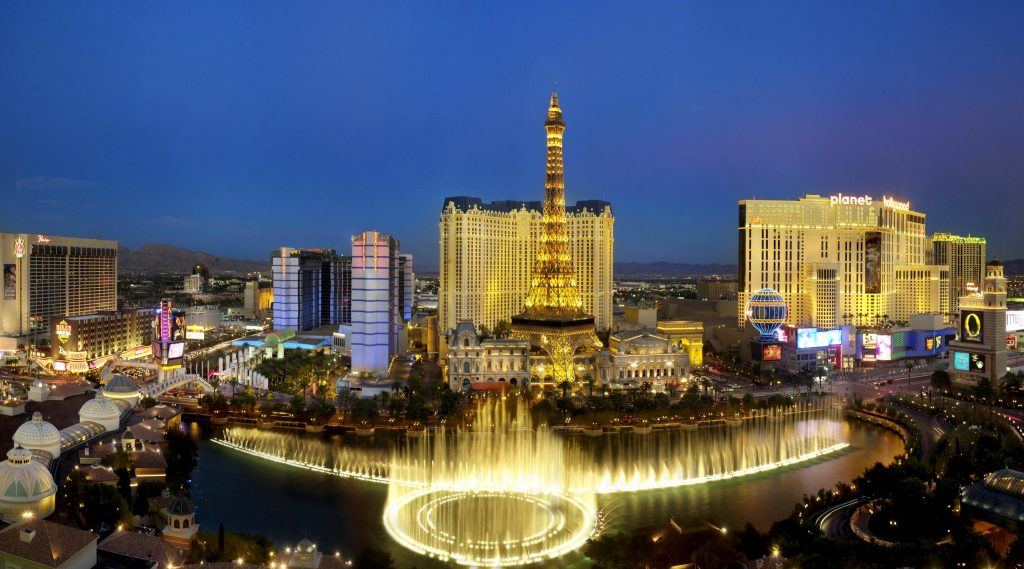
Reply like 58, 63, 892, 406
183, 273, 204, 294
439, 198, 613, 334
49, 308, 154, 373
737, 194, 949, 330
696, 280, 738, 301
349, 231, 413, 376
242, 281, 273, 315
948, 261, 1007, 386
0, 233, 118, 338
931, 233, 986, 319
508, 92, 602, 384
271, 248, 351, 332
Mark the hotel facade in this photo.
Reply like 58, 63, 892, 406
0, 233, 118, 339
438, 197, 614, 333
737, 194, 950, 330
930, 232, 987, 319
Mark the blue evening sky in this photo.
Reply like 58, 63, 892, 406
2, 2, 1022, 268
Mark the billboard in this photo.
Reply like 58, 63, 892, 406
876, 335, 892, 361
953, 351, 985, 372
763, 344, 782, 361
2, 264, 15, 300
960, 310, 984, 343
1008, 334, 1018, 350
864, 232, 882, 294
925, 337, 934, 351
797, 328, 843, 349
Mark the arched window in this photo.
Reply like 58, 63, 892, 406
463, 338, 469, 347
174, 519, 181, 529
463, 362, 470, 374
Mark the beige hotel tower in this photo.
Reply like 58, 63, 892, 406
737, 194, 950, 330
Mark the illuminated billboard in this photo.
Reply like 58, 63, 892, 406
763, 344, 782, 361
797, 328, 842, 349
1008, 334, 1018, 350
876, 335, 892, 361
3, 264, 15, 300
953, 351, 985, 372
925, 337, 934, 351
168, 342, 185, 359
864, 232, 881, 294
960, 310, 984, 343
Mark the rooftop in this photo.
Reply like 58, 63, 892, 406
0, 519, 97, 568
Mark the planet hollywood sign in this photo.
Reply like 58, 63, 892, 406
828, 194, 910, 211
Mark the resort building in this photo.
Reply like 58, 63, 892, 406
948, 261, 1008, 387
930, 232, 987, 319
596, 331, 690, 390
348, 230, 414, 376
0, 233, 118, 339
272, 248, 351, 332
438, 197, 614, 333
48, 308, 154, 373
737, 194, 949, 330
445, 321, 531, 391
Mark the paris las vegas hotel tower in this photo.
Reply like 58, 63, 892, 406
438, 95, 614, 335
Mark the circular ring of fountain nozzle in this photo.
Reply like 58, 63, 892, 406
382, 487, 597, 567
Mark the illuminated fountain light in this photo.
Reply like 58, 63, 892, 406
382, 488, 595, 567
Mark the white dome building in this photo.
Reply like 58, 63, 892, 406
0, 446, 56, 522
79, 393, 123, 432
102, 374, 142, 407
12, 412, 61, 458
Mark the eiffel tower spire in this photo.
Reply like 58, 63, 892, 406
511, 92, 600, 385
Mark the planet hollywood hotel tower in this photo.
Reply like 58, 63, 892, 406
737, 194, 950, 331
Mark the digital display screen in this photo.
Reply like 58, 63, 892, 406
876, 335, 892, 361
797, 328, 843, 349
960, 310, 984, 343
864, 232, 881, 294
763, 344, 782, 361
3, 264, 15, 300
925, 337, 934, 351
168, 342, 185, 359
1008, 335, 1018, 350
953, 351, 985, 372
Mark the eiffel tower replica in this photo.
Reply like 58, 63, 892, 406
511, 92, 601, 385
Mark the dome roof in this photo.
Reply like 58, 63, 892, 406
12, 412, 60, 448
80, 394, 121, 420
0, 446, 56, 502
103, 375, 140, 395
167, 495, 195, 516
296, 538, 316, 553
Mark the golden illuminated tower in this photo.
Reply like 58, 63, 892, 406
511, 92, 601, 384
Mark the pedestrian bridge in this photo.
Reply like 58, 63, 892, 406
141, 373, 216, 398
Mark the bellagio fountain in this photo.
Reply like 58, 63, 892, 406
214, 396, 847, 566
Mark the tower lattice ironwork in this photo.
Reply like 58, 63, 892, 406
511, 92, 601, 385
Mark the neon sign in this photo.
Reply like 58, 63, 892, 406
55, 320, 72, 343
882, 196, 910, 211
13, 237, 25, 258
829, 194, 872, 207
36, 235, 50, 244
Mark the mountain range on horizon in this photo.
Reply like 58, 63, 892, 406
117, 244, 1024, 278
